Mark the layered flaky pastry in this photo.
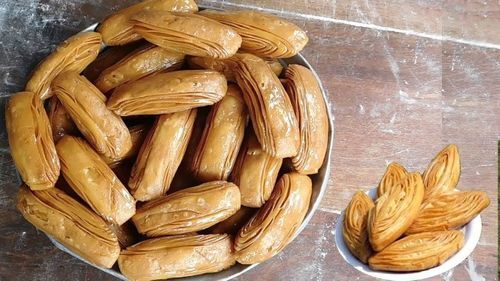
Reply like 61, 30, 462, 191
190, 84, 248, 182
118, 234, 235, 281
423, 144, 460, 201
26, 32, 101, 99
47, 96, 77, 143
377, 162, 408, 198
235, 172, 311, 264
343, 191, 374, 264
132, 181, 241, 236
284, 64, 328, 174
6, 92, 60, 190
200, 10, 308, 58
98, 0, 198, 46
95, 44, 184, 93
132, 11, 241, 59
17, 185, 120, 268
129, 110, 197, 201
107, 70, 227, 116
57, 136, 136, 225
235, 53, 299, 158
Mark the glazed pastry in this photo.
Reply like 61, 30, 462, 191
367, 172, 424, 251
6, 92, 60, 190
132, 181, 240, 236
95, 44, 184, 93
17, 185, 120, 268
235, 53, 299, 158
107, 70, 227, 116
52, 72, 132, 160
47, 96, 77, 143
209, 206, 256, 235
132, 11, 241, 59
190, 84, 247, 181
98, 0, 198, 46
101, 124, 150, 168
231, 131, 282, 208
200, 10, 308, 58
235, 172, 311, 264
377, 162, 408, 198
129, 110, 197, 201
423, 144, 460, 201
343, 191, 374, 264
118, 234, 235, 280
25, 32, 101, 99
57, 136, 136, 225
283, 64, 329, 174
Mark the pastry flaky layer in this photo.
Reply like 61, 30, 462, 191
52, 71, 132, 161
367, 172, 424, 252
343, 191, 374, 264
235, 53, 300, 158
25, 32, 102, 100
97, 0, 198, 46
17, 185, 120, 268
132, 181, 241, 236
56, 136, 136, 225
190, 84, 248, 182
129, 109, 197, 201
369, 230, 464, 272
235, 172, 312, 264
132, 11, 241, 59
118, 234, 235, 281
6, 92, 60, 190
423, 144, 461, 201
284, 64, 329, 174
200, 10, 308, 58
377, 162, 408, 198
107, 70, 227, 116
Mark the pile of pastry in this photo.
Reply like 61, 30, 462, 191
343, 145, 490, 272
7, 0, 330, 280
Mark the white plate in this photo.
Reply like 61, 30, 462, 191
334, 188, 482, 281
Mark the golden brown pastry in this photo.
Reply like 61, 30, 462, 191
129, 109, 197, 201
17, 185, 120, 268
235, 53, 299, 157
284, 64, 328, 174
102, 124, 150, 168
132, 181, 241, 236
118, 234, 235, 281
98, 0, 198, 46
6, 92, 60, 190
235, 172, 311, 264
57, 136, 136, 225
200, 10, 308, 58
107, 70, 227, 116
187, 55, 283, 81
406, 191, 490, 234
377, 162, 408, 198
209, 206, 256, 235
132, 12, 241, 59
25, 32, 101, 99
423, 144, 460, 201
52, 72, 132, 160
47, 96, 77, 143
367, 172, 424, 251
231, 131, 282, 208
95, 44, 184, 93
369, 231, 464, 272
190, 85, 247, 182
343, 191, 374, 264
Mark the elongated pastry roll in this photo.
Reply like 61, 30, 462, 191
6, 92, 60, 190
118, 234, 235, 280
98, 0, 198, 46
26, 32, 101, 99
132, 12, 241, 59
52, 72, 132, 160
132, 181, 241, 236
129, 109, 197, 201
343, 191, 374, 263
57, 136, 136, 225
190, 85, 247, 181
235, 172, 311, 264
17, 185, 120, 268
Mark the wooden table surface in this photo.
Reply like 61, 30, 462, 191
0, 0, 498, 280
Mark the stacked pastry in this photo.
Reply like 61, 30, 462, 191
7, 1, 330, 280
